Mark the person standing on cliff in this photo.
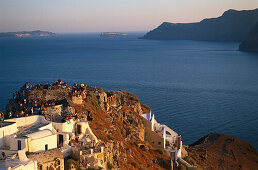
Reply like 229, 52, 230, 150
8, 111, 12, 119
0, 111, 4, 121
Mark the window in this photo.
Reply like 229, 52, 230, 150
158, 142, 161, 145
45, 144, 48, 151
17, 140, 21, 150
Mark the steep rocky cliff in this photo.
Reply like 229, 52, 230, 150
239, 23, 258, 52
73, 91, 171, 169
141, 9, 258, 41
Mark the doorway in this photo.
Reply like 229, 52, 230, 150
17, 140, 21, 150
77, 124, 81, 134
58, 134, 64, 147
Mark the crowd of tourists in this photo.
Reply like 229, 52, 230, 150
5, 80, 72, 119
63, 112, 78, 123
3, 80, 97, 121
23, 79, 70, 91
6, 98, 46, 119
72, 83, 87, 99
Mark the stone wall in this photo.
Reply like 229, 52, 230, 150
26, 89, 70, 101
72, 96, 83, 105
5, 115, 48, 128
27, 148, 64, 170
45, 105, 63, 122
0, 122, 18, 148
142, 118, 164, 149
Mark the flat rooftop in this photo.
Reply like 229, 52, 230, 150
0, 159, 33, 170
0, 121, 15, 128
16, 122, 50, 138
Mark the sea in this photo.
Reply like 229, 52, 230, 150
0, 33, 258, 148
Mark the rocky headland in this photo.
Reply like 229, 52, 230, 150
239, 22, 258, 52
185, 133, 258, 170
1, 80, 257, 169
140, 8, 258, 41
0, 30, 56, 38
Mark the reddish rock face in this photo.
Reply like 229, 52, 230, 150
186, 133, 258, 169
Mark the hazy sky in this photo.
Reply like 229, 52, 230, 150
0, 0, 257, 33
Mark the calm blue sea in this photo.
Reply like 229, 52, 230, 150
0, 33, 258, 148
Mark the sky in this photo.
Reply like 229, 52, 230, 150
0, 0, 257, 33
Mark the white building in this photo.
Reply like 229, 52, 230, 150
4, 116, 57, 153
0, 150, 37, 170
142, 112, 182, 161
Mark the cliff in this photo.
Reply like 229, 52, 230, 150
73, 91, 171, 169
141, 9, 258, 41
0, 30, 56, 38
4, 81, 258, 169
184, 133, 258, 169
239, 23, 258, 52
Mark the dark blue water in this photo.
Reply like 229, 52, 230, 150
0, 33, 258, 148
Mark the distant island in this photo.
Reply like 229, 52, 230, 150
239, 23, 258, 52
0, 30, 56, 38
100, 32, 128, 36
140, 8, 258, 41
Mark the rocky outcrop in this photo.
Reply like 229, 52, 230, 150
185, 133, 258, 169
141, 9, 258, 41
239, 23, 258, 52
98, 91, 144, 115
76, 90, 171, 169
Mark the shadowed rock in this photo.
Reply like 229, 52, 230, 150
239, 23, 258, 52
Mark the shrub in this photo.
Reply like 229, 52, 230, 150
183, 156, 197, 166
107, 162, 113, 170
86, 92, 101, 111
131, 162, 139, 168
